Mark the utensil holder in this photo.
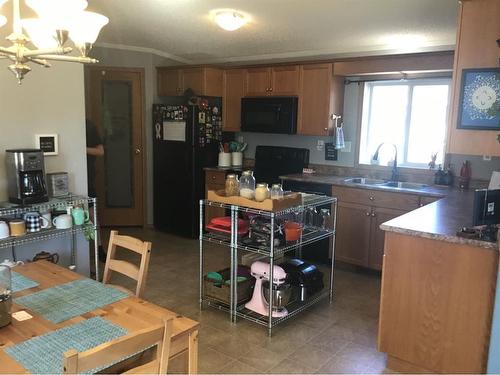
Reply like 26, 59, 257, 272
231, 152, 243, 167
218, 152, 231, 167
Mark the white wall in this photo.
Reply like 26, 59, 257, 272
0, 62, 87, 199
90, 47, 178, 224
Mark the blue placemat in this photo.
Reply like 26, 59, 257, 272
14, 278, 129, 323
5, 317, 128, 374
11, 271, 39, 293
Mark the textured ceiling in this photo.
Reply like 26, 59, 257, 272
0, 0, 459, 65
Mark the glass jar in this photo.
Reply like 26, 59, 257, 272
270, 184, 284, 200
320, 208, 332, 230
239, 170, 256, 199
255, 183, 270, 202
305, 206, 317, 227
0, 265, 12, 328
225, 174, 240, 197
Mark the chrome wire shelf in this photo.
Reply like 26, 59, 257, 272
201, 297, 232, 313
201, 193, 336, 217
0, 225, 95, 249
234, 290, 330, 327
0, 195, 95, 216
202, 227, 335, 256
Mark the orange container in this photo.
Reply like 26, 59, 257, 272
284, 221, 303, 242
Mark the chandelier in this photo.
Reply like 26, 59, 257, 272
0, 0, 108, 83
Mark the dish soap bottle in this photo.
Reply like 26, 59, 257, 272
434, 165, 445, 185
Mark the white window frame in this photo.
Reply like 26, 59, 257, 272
359, 77, 451, 169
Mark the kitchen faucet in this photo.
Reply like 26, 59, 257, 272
372, 143, 399, 182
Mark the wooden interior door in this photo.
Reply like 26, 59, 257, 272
87, 68, 145, 226
335, 201, 371, 266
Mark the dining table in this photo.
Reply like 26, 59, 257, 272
0, 260, 199, 374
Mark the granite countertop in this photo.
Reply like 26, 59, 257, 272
204, 166, 244, 172
280, 173, 497, 250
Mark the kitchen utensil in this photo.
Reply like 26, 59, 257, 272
0, 265, 12, 328
32, 251, 59, 264
0, 221, 9, 239
53, 214, 72, 229
71, 206, 89, 226
0, 259, 24, 268
284, 221, 303, 242
262, 280, 292, 313
24, 212, 49, 233
9, 220, 26, 237
245, 261, 289, 317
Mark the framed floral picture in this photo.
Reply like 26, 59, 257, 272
457, 67, 500, 130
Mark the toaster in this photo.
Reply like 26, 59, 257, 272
46, 172, 69, 197
280, 258, 324, 302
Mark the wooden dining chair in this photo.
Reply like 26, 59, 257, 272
103, 230, 152, 298
63, 317, 173, 374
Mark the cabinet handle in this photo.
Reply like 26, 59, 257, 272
324, 128, 328, 132
371, 212, 376, 217
369, 196, 374, 201
269, 87, 273, 92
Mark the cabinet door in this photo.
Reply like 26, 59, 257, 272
245, 67, 271, 96
271, 65, 300, 95
204, 68, 223, 97
298, 64, 333, 136
368, 207, 406, 270
182, 68, 204, 95
335, 201, 371, 267
223, 69, 246, 132
158, 68, 181, 96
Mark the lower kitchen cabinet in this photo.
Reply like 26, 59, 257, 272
336, 202, 371, 266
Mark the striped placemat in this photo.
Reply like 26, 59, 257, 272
5, 317, 127, 374
14, 278, 129, 323
11, 271, 39, 293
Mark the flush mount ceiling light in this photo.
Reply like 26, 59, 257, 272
214, 10, 246, 31
0, 0, 109, 83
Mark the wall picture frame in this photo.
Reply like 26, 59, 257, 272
457, 67, 500, 130
35, 134, 59, 156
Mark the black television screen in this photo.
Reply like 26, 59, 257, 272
473, 189, 500, 226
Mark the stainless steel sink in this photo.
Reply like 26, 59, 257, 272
343, 177, 386, 185
381, 181, 428, 190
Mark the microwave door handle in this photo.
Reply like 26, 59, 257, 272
276, 107, 281, 121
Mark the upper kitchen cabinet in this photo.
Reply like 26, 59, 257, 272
157, 67, 223, 97
223, 69, 246, 132
447, 0, 500, 156
298, 63, 344, 136
245, 65, 300, 96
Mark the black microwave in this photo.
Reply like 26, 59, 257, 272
241, 97, 298, 134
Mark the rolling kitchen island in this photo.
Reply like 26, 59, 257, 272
199, 193, 337, 336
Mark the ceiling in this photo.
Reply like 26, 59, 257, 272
0, 0, 460, 65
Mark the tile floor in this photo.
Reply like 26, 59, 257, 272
101, 227, 389, 374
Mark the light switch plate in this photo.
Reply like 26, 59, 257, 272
317, 140, 325, 151
341, 141, 352, 153
483, 155, 492, 161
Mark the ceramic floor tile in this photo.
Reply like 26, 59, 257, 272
236, 343, 288, 372
219, 359, 263, 374
268, 357, 319, 374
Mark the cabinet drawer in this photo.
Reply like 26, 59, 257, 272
205, 170, 226, 186
332, 186, 419, 211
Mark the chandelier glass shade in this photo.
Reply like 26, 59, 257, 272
0, 0, 109, 83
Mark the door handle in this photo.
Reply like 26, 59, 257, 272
134, 148, 142, 155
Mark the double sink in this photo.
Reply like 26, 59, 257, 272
343, 177, 429, 191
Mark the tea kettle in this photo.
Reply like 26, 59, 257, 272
33, 251, 59, 264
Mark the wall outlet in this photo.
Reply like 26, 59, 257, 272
483, 155, 492, 161
341, 141, 352, 153
316, 140, 325, 151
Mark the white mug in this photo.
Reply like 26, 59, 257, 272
53, 214, 73, 229
0, 259, 24, 268
0, 221, 9, 239
41, 212, 52, 229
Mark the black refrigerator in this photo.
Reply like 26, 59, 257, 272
153, 96, 222, 238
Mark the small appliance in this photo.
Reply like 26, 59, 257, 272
280, 258, 324, 303
245, 261, 290, 317
241, 97, 298, 134
5, 149, 48, 205
46, 172, 69, 197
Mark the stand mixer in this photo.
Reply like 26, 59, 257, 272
245, 261, 290, 317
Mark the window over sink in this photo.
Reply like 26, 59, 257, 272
358, 78, 451, 169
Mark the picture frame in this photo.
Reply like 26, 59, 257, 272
35, 134, 59, 156
457, 67, 500, 130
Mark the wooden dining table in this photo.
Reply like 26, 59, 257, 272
0, 261, 199, 374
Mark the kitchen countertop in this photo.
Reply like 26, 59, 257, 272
280, 173, 497, 250
204, 166, 244, 172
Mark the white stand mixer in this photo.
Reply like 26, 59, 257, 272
245, 261, 289, 317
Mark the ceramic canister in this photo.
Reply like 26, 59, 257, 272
9, 220, 26, 237
0, 221, 9, 239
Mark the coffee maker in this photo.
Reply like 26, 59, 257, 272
5, 149, 48, 205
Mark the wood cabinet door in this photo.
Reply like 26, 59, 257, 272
271, 65, 300, 95
245, 67, 271, 96
204, 68, 223, 97
368, 207, 407, 270
298, 63, 333, 136
223, 69, 246, 132
335, 201, 371, 267
158, 68, 181, 96
181, 68, 204, 95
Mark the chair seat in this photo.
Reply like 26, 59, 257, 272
123, 360, 159, 374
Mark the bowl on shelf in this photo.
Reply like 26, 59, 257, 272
284, 221, 303, 242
